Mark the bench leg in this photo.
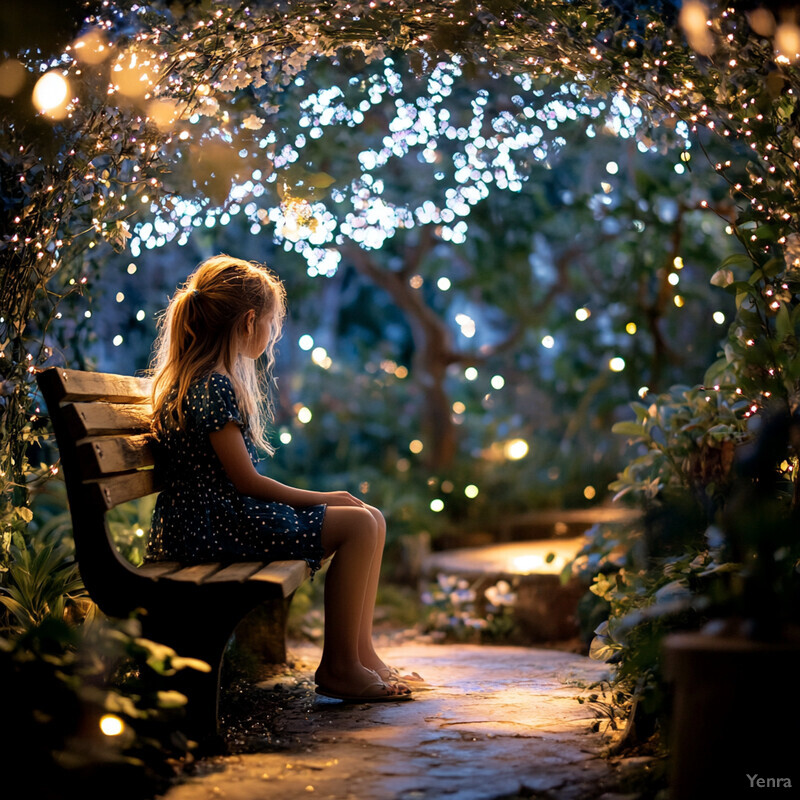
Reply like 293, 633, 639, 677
233, 594, 293, 670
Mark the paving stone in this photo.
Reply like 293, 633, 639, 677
158, 642, 641, 800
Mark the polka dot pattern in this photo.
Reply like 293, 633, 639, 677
147, 373, 326, 576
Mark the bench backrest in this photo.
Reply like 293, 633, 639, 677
37, 367, 159, 611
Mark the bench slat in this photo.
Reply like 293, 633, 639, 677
166, 563, 224, 583
77, 434, 155, 476
89, 470, 157, 509
249, 560, 309, 598
63, 401, 153, 439
49, 367, 151, 403
203, 562, 266, 583
137, 561, 183, 579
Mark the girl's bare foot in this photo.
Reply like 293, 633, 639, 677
315, 663, 412, 701
359, 649, 424, 687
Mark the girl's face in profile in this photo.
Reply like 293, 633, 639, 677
241, 310, 272, 360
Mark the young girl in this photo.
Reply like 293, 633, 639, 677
148, 254, 412, 702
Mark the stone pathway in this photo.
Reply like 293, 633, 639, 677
159, 641, 657, 800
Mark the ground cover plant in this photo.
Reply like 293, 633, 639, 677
3, 0, 800, 787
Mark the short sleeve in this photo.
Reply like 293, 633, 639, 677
186, 374, 243, 433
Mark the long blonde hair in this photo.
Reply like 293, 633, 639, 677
150, 254, 286, 454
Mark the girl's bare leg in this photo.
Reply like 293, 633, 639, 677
356, 506, 390, 675
315, 506, 394, 695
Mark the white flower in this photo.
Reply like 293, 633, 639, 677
485, 581, 517, 607
242, 114, 264, 131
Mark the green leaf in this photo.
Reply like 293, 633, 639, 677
307, 171, 335, 189
170, 655, 212, 673
717, 252, 754, 270
775, 302, 792, 342
156, 690, 188, 708
611, 421, 647, 437
703, 357, 729, 387
589, 634, 619, 662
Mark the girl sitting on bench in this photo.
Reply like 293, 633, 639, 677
148, 254, 413, 702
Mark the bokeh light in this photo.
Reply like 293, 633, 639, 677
0, 60, 26, 98
609, 357, 625, 372
32, 71, 69, 117
99, 714, 124, 736
505, 438, 529, 460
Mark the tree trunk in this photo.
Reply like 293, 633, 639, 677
343, 237, 459, 470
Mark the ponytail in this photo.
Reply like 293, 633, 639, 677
150, 255, 286, 454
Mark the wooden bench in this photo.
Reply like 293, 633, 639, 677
37, 366, 321, 748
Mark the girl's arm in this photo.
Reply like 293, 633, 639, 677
209, 421, 364, 507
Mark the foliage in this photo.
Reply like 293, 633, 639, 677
569, 383, 800, 747
0, 526, 87, 631
609, 383, 750, 517
1, 606, 208, 799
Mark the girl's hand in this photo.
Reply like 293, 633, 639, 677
322, 490, 366, 508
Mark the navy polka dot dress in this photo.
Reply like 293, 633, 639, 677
147, 373, 327, 576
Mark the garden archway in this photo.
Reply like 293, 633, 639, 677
3, 2, 800, 781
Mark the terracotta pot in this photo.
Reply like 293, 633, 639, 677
663, 631, 800, 798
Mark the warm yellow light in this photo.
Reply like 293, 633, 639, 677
147, 97, 181, 129
99, 714, 124, 736
680, 1, 715, 55
575, 308, 590, 321
674, 295, 685, 307
465, 484, 479, 498
609, 357, 626, 372
32, 71, 69, 116
115, 48, 157, 97
297, 406, 312, 424
452, 401, 466, 414
748, 8, 776, 37
311, 347, 328, 365
430, 499, 444, 512
0, 59, 26, 98
584, 485, 596, 500
673, 256, 684, 269
73, 29, 110, 64
713, 311, 726, 325
775, 23, 800, 63
505, 439, 529, 460
625, 322, 637, 335
409, 439, 424, 454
